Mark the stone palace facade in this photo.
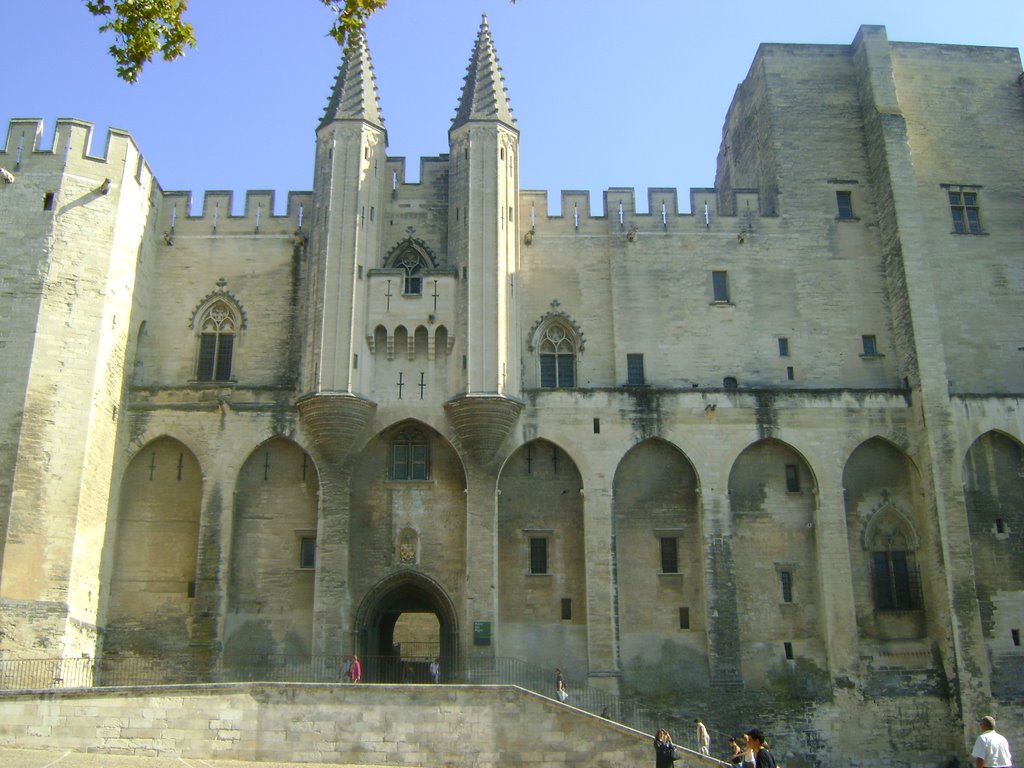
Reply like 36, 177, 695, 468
1, 20, 1022, 766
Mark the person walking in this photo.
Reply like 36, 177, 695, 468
727, 736, 744, 764
654, 729, 677, 768
554, 668, 568, 702
972, 716, 1013, 768
744, 729, 777, 768
695, 719, 710, 755
347, 655, 362, 683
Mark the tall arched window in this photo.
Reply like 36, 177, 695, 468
865, 507, 922, 611
196, 300, 237, 381
390, 428, 430, 481
539, 324, 576, 388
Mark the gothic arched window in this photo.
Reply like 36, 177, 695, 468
196, 300, 237, 382
865, 506, 922, 612
539, 324, 576, 388
390, 428, 430, 481
400, 251, 425, 295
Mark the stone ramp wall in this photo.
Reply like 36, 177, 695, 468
0, 682, 721, 768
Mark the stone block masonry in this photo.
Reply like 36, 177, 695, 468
0, 683, 717, 768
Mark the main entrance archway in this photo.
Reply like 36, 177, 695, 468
354, 572, 459, 683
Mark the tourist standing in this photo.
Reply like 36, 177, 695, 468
972, 716, 1013, 768
727, 736, 744, 764
429, 657, 440, 684
654, 729, 677, 768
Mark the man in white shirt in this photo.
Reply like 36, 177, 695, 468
972, 716, 1013, 768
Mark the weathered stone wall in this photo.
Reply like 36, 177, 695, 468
0, 683, 672, 768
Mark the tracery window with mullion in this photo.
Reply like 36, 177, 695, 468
196, 302, 236, 382
539, 325, 576, 388
400, 252, 424, 295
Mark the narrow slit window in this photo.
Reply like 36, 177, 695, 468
529, 537, 548, 575
836, 191, 854, 219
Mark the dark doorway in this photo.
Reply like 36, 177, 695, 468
356, 573, 458, 683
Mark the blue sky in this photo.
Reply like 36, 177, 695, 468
2, 1, 1021, 214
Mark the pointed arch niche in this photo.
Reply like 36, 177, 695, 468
612, 438, 705, 690
963, 430, 1024, 699
347, 421, 468, 628
843, 438, 927, 641
728, 438, 823, 682
497, 439, 587, 672
103, 437, 203, 665
224, 437, 320, 657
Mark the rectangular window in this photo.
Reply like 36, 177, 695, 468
786, 366, 795, 381
1012, 629, 1020, 647
785, 464, 800, 493
836, 191, 854, 219
872, 551, 920, 611
712, 270, 730, 303
540, 356, 557, 388
529, 537, 548, 575
43, 192, 55, 211
780, 570, 793, 603
679, 607, 690, 630
948, 188, 981, 234
861, 334, 878, 356
561, 598, 572, 620
299, 536, 316, 569
778, 337, 790, 357
784, 641, 794, 660
660, 537, 679, 574
627, 353, 645, 386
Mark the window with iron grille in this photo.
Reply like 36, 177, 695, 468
627, 353, 645, 386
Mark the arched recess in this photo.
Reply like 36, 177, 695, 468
963, 431, 1024, 700
103, 436, 203, 661
224, 437, 320, 657
613, 438, 703, 694
728, 438, 822, 683
354, 571, 458, 682
843, 438, 927, 641
497, 439, 586, 675
348, 420, 467, 660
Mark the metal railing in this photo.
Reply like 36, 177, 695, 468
0, 652, 720, 755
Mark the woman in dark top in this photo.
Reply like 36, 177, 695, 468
654, 728, 677, 768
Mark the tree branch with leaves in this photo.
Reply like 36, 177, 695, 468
85, 0, 513, 84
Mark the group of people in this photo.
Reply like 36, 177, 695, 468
655, 714, 1013, 768
655, 726, 776, 768
338, 655, 361, 683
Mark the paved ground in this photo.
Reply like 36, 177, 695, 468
0, 748, 408, 768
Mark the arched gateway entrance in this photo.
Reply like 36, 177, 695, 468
355, 572, 459, 683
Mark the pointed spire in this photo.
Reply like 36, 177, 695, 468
319, 27, 385, 132
451, 15, 516, 133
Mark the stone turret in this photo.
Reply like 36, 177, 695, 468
444, 15, 523, 466
297, 29, 383, 460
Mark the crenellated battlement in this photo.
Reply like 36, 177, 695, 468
518, 186, 770, 231
159, 189, 313, 237
1, 117, 154, 190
